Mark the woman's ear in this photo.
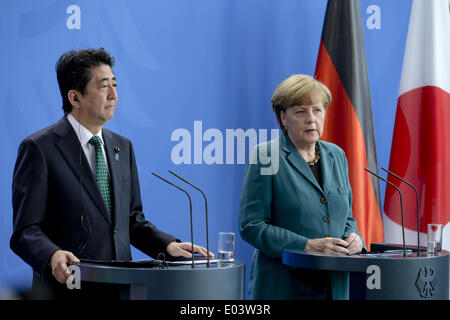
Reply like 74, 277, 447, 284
68, 90, 81, 109
280, 110, 288, 128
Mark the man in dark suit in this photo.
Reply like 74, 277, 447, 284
10, 48, 211, 299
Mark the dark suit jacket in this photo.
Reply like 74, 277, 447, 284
10, 116, 176, 290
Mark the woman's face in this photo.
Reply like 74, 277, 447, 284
280, 92, 326, 149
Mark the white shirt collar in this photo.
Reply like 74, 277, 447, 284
67, 113, 105, 146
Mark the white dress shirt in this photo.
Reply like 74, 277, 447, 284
67, 113, 110, 177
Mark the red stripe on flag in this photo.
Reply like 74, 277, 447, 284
384, 86, 450, 230
316, 42, 384, 249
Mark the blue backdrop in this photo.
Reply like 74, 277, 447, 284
0, 0, 412, 295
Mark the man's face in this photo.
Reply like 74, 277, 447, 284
77, 64, 118, 129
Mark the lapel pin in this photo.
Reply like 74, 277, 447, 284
114, 147, 120, 161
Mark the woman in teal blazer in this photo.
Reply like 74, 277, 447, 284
239, 75, 365, 300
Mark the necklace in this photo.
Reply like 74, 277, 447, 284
307, 144, 320, 166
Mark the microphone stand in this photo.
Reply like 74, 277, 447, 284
364, 168, 407, 257
169, 170, 211, 267
381, 167, 421, 255
152, 172, 195, 268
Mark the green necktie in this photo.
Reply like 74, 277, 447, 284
88, 136, 112, 215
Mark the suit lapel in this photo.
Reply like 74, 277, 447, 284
281, 133, 323, 194
318, 141, 334, 197
102, 129, 122, 229
53, 116, 112, 226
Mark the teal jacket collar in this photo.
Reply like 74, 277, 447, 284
279, 132, 335, 196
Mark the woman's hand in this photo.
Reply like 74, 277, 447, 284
304, 237, 349, 255
344, 233, 363, 255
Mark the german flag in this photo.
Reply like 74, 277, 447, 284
314, 0, 384, 249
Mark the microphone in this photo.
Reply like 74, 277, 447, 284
168, 170, 210, 267
152, 172, 195, 268
381, 167, 421, 255
364, 168, 407, 257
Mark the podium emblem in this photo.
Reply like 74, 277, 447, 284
415, 267, 436, 298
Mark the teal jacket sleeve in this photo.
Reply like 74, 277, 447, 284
239, 145, 308, 260
341, 153, 367, 252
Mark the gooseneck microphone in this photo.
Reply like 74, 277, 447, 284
168, 170, 211, 267
152, 172, 195, 268
381, 167, 421, 255
364, 168, 407, 257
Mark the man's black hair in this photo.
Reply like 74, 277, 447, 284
56, 48, 115, 113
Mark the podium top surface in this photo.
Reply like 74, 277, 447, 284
282, 249, 450, 272
75, 260, 245, 285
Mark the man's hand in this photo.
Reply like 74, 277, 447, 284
50, 250, 80, 284
304, 237, 349, 255
344, 233, 363, 255
166, 242, 215, 259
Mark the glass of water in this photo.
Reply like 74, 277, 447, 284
218, 232, 235, 263
427, 224, 443, 254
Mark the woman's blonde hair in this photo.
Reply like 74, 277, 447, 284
271, 74, 332, 132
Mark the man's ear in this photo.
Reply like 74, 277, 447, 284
68, 90, 81, 109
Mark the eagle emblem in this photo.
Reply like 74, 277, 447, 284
415, 267, 436, 298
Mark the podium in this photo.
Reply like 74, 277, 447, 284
282, 244, 450, 300
78, 260, 245, 300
